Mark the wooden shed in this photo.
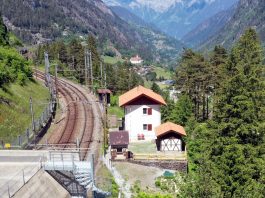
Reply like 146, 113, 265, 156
109, 131, 129, 153
97, 89, 112, 105
155, 122, 186, 152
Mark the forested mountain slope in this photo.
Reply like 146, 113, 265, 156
182, 5, 236, 47
0, 0, 184, 63
200, 0, 265, 49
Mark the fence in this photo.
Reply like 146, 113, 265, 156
133, 152, 187, 161
0, 165, 41, 198
2, 93, 56, 149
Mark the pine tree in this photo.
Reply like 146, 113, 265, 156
175, 49, 209, 121
211, 28, 265, 196
0, 14, 9, 46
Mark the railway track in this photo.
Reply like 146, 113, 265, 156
35, 70, 95, 160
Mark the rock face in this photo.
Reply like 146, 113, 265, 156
200, 0, 265, 49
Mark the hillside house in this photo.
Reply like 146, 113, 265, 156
130, 55, 143, 65
155, 122, 186, 152
119, 85, 166, 142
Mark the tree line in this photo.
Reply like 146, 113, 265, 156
164, 29, 265, 197
35, 36, 143, 94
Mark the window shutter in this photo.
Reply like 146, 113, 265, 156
148, 124, 152, 131
148, 108, 152, 115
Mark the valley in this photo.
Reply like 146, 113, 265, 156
0, 0, 265, 197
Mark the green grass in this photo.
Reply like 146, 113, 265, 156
0, 80, 50, 143
129, 142, 157, 154
153, 67, 173, 80
108, 105, 124, 118
102, 55, 124, 64
96, 163, 121, 198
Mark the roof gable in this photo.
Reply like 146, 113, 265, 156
119, 85, 166, 107
155, 122, 186, 137
109, 131, 129, 146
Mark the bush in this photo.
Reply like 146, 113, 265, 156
0, 47, 32, 87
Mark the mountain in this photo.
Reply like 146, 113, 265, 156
200, 0, 265, 49
103, 0, 239, 39
110, 6, 149, 27
0, 0, 184, 63
182, 5, 236, 47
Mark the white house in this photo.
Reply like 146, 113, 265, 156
130, 55, 143, 65
119, 85, 166, 142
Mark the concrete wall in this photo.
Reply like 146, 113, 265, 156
125, 104, 161, 141
14, 169, 70, 198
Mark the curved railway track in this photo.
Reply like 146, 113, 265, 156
35, 70, 95, 160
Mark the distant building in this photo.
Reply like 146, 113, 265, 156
97, 89, 112, 105
130, 55, 143, 65
155, 122, 186, 152
119, 85, 166, 142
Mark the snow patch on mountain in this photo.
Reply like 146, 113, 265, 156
129, 0, 182, 12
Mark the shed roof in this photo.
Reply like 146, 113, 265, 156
155, 122, 186, 137
97, 89, 112, 94
119, 85, 166, 107
109, 131, 129, 146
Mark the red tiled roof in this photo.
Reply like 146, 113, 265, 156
155, 122, 186, 137
119, 85, 166, 107
109, 131, 129, 146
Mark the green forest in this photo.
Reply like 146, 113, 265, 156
0, 15, 32, 87
156, 29, 265, 197
35, 36, 144, 94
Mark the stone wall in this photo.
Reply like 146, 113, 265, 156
116, 159, 188, 173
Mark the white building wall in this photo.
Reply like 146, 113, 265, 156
124, 104, 161, 142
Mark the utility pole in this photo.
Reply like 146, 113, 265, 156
100, 61, 103, 88
44, 52, 52, 95
55, 64, 58, 100
103, 64, 108, 155
84, 49, 88, 87
30, 97, 35, 146
89, 51, 93, 93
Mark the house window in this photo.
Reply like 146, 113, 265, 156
148, 108, 152, 115
143, 108, 152, 115
143, 124, 147, 130
148, 124, 152, 131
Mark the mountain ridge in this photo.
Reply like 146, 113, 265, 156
104, 0, 239, 38
182, 5, 236, 47
199, 0, 265, 50
0, 0, 184, 63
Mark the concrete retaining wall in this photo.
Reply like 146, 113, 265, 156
14, 169, 70, 198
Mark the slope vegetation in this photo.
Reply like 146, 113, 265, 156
0, 0, 184, 62
200, 0, 265, 49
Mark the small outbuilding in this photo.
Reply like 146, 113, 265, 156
97, 89, 112, 105
109, 131, 129, 153
155, 122, 186, 152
